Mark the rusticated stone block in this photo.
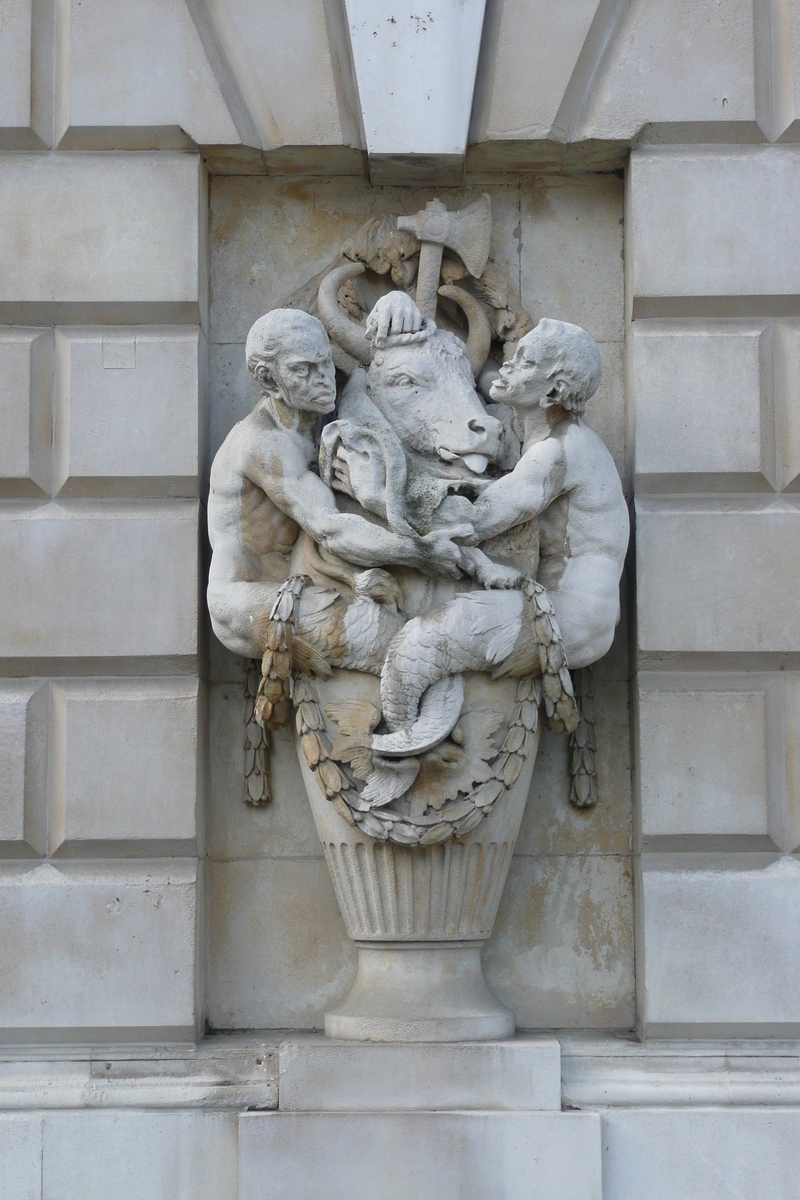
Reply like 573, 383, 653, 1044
0, 860, 198, 1040
53, 327, 201, 495
0, 501, 198, 661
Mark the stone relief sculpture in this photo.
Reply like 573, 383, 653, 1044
208, 196, 629, 1040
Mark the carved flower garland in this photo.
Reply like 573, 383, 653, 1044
254, 576, 579, 847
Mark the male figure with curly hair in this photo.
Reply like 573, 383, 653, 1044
467, 318, 630, 668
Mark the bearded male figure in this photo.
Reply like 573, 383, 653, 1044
207, 303, 468, 673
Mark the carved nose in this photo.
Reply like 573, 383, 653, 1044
465, 414, 502, 452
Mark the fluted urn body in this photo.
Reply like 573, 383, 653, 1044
296, 669, 541, 1041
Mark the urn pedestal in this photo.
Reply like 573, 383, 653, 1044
297, 719, 540, 1042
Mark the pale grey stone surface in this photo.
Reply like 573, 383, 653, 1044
579, 0, 756, 138
470, 0, 602, 143
0, 1112, 40, 1200
56, 0, 240, 147
344, 0, 486, 167
632, 322, 771, 484
207, 857, 357, 1030
0, 502, 198, 661
0, 153, 205, 314
636, 499, 800, 653
51, 679, 200, 853
602, 1107, 800, 1200
0, 861, 198, 1040
239, 1109, 602, 1200
0, 329, 51, 495
0, 683, 43, 854
629, 147, 800, 303
279, 1034, 561, 1111
485, 854, 635, 1031
637, 679, 773, 840
42, 1111, 238, 1200
640, 855, 800, 1037
53, 327, 202, 494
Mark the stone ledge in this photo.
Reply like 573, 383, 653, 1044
3, 1035, 800, 1112
279, 1034, 561, 1112
0, 1037, 278, 1111
561, 1035, 800, 1108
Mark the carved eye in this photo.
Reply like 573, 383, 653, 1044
388, 374, 418, 388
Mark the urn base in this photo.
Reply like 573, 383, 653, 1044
325, 942, 514, 1043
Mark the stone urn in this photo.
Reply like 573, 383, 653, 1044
293, 665, 542, 1042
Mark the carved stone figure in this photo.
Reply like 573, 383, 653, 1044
208, 196, 629, 1040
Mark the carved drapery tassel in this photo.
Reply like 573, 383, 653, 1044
569, 667, 598, 809
244, 663, 271, 806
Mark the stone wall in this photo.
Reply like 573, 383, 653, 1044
2, 1, 800, 1196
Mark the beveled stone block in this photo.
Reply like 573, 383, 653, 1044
637, 676, 776, 841
0, 328, 52, 495
640, 854, 800, 1036
579, 0, 755, 139
630, 147, 800, 302
0, 501, 198, 661
55, 0, 240, 147
470, 0, 601, 144
0, 860, 198, 1041
0, 682, 47, 856
636, 498, 800, 652
0, 153, 204, 317
632, 321, 772, 485
239, 1110, 602, 1200
53, 327, 201, 495
49, 678, 200, 853
0, 0, 49, 148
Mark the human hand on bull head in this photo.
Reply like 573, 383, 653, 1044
365, 291, 430, 347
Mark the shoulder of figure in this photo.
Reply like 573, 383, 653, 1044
517, 430, 566, 471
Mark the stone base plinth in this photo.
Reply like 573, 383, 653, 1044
280, 1034, 562, 1111
239, 1110, 602, 1200
325, 942, 513, 1042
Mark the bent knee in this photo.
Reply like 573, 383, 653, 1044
552, 593, 619, 669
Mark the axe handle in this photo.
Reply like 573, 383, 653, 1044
415, 241, 445, 322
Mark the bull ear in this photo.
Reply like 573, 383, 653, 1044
437, 285, 491, 378
317, 262, 372, 366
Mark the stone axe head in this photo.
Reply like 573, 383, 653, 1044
397, 194, 492, 320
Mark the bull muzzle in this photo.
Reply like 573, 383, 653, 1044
436, 413, 502, 475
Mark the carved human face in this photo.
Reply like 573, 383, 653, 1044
277, 327, 336, 414
489, 331, 556, 409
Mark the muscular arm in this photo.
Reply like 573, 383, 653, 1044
248, 436, 465, 574
467, 437, 567, 542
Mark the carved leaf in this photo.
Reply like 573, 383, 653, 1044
404, 708, 504, 813
325, 699, 381, 782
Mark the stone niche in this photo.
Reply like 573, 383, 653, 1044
206, 172, 633, 1032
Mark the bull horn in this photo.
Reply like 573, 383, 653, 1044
317, 261, 372, 365
437, 284, 492, 378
